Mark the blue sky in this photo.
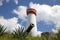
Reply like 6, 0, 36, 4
0, 0, 60, 32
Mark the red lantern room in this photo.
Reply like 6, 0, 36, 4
27, 8, 36, 16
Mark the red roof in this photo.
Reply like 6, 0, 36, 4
27, 8, 36, 16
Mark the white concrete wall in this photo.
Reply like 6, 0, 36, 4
27, 13, 37, 37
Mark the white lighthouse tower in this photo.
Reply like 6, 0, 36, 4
26, 8, 37, 37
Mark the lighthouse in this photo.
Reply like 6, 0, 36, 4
26, 8, 37, 37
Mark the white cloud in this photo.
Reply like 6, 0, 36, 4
13, 2, 60, 33
37, 31, 42, 37
0, 0, 9, 6
0, 0, 3, 6
13, 6, 27, 21
0, 0, 19, 6
14, 0, 18, 5
6, 0, 10, 3
29, 2, 60, 33
0, 16, 22, 32
29, 2, 53, 23
52, 29, 58, 33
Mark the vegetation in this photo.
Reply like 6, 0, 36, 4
0, 24, 7, 37
12, 27, 27, 40
56, 29, 60, 40
0, 24, 60, 40
0, 34, 58, 40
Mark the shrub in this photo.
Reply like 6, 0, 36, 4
12, 27, 27, 40
0, 24, 7, 36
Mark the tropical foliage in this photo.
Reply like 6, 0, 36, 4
0, 24, 7, 36
12, 27, 27, 40
0, 24, 60, 40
